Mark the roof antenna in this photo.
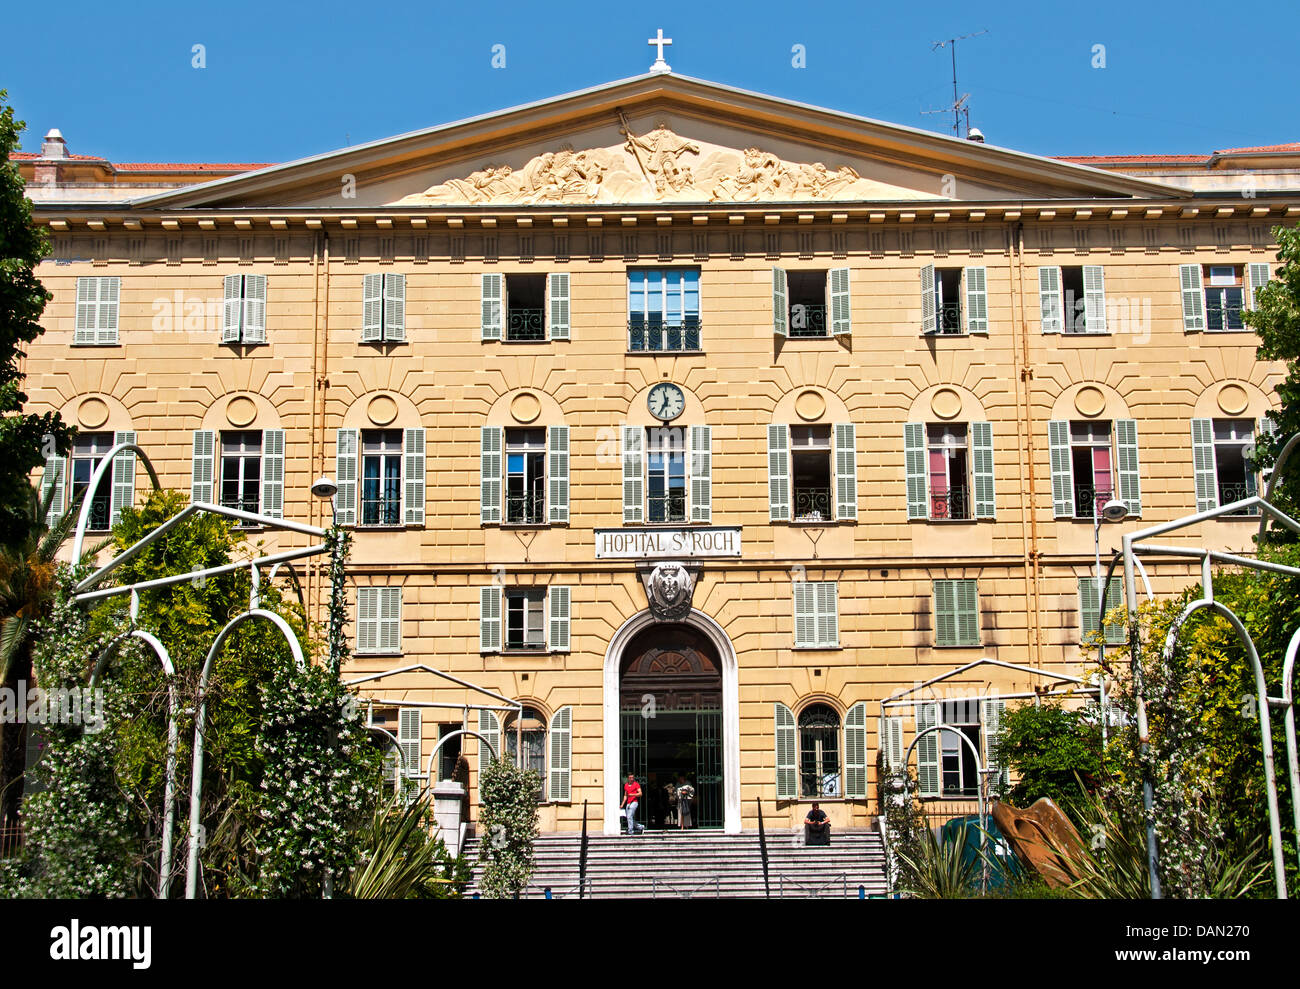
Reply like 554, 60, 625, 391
922, 30, 988, 138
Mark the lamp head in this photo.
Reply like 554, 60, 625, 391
311, 475, 339, 499
1100, 499, 1129, 522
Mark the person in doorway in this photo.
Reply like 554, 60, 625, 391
663, 778, 678, 827
675, 774, 695, 830
622, 773, 643, 835
804, 802, 831, 846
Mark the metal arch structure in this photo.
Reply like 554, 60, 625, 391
899, 725, 990, 894
425, 729, 499, 789
89, 627, 180, 899
69, 441, 161, 562
1115, 469, 1300, 899
185, 608, 307, 900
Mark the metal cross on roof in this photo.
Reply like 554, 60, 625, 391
648, 28, 672, 74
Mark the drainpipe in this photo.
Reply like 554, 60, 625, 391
1013, 220, 1044, 667
309, 231, 321, 614
316, 232, 331, 624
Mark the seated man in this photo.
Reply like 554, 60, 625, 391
804, 802, 831, 846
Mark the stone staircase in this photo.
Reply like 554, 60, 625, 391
462, 827, 891, 899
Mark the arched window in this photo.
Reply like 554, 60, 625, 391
798, 703, 841, 798
504, 706, 547, 780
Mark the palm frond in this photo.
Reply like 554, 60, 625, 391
892, 820, 982, 899
347, 794, 459, 899
0, 614, 29, 684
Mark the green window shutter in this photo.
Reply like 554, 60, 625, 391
904, 422, 928, 520
767, 424, 790, 521
96, 276, 120, 344
1180, 264, 1205, 331
261, 428, 285, 519
335, 429, 359, 526
362, 273, 383, 341
934, 580, 957, 647
1038, 266, 1063, 333
547, 425, 569, 524
816, 581, 839, 647
379, 587, 401, 653
1116, 419, 1142, 516
383, 272, 406, 341
915, 701, 940, 797
1248, 262, 1272, 310
356, 588, 378, 652
622, 425, 644, 523
1080, 576, 1126, 646
971, 421, 995, 519
398, 707, 422, 802
42, 452, 65, 528
548, 272, 570, 340
548, 706, 572, 802
964, 266, 988, 334
883, 715, 905, 772
844, 702, 867, 798
481, 273, 503, 340
75, 276, 97, 344
956, 579, 979, 646
1083, 265, 1107, 333
920, 264, 936, 334
478, 709, 501, 778
834, 422, 857, 521
1253, 416, 1277, 497
110, 430, 135, 527
1191, 418, 1218, 512
982, 698, 1008, 790
222, 274, 243, 342
479, 585, 502, 653
690, 425, 712, 523
774, 702, 797, 799
403, 427, 425, 525
480, 426, 502, 524
829, 266, 852, 336
772, 267, 788, 336
191, 430, 216, 506
1048, 419, 1075, 518
241, 274, 267, 343
548, 585, 570, 653
793, 581, 816, 648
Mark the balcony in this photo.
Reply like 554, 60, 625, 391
506, 308, 545, 341
628, 316, 701, 353
506, 492, 546, 525
936, 302, 963, 335
789, 303, 828, 338
1217, 481, 1259, 515
794, 486, 832, 522
929, 487, 971, 521
647, 491, 687, 524
1073, 484, 1113, 520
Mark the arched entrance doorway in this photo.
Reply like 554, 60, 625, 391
603, 609, 741, 835
619, 624, 723, 830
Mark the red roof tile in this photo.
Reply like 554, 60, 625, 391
1053, 154, 1206, 164
9, 150, 107, 161
1213, 142, 1300, 155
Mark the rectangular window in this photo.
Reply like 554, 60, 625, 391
791, 425, 833, 521
1204, 265, 1245, 332
74, 276, 120, 345
504, 588, 546, 651
1070, 421, 1114, 519
356, 587, 401, 654
939, 700, 982, 797
935, 268, 963, 333
934, 578, 979, 647
505, 428, 546, 524
437, 723, 462, 782
504, 273, 546, 341
361, 429, 403, 527
646, 426, 687, 523
926, 424, 970, 520
69, 432, 114, 531
787, 269, 829, 338
1213, 419, 1258, 513
628, 269, 701, 352
362, 272, 406, 342
1079, 576, 1126, 646
221, 274, 267, 344
219, 431, 262, 517
793, 580, 839, 649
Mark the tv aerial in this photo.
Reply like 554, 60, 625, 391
922, 29, 988, 139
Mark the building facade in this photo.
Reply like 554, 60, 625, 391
16, 71, 1295, 834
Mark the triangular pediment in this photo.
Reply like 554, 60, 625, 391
131, 73, 1187, 211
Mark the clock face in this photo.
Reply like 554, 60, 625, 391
647, 383, 686, 421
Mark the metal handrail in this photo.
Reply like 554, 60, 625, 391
757, 799, 770, 899
524, 878, 589, 899
649, 875, 720, 898
776, 871, 850, 898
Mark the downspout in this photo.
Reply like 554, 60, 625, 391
309, 231, 321, 616
316, 232, 332, 626
1013, 221, 1044, 667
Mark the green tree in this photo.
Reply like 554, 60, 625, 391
992, 701, 1105, 813
477, 757, 541, 898
0, 90, 72, 546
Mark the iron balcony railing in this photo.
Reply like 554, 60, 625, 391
628, 317, 702, 352
794, 487, 832, 521
1074, 484, 1114, 519
506, 492, 546, 524
929, 487, 971, 521
936, 302, 963, 334
506, 308, 546, 341
72, 489, 111, 531
361, 497, 401, 526
789, 303, 828, 337
647, 491, 687, 523
1218, 481, 1260, 514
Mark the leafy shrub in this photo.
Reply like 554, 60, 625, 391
477, 757, 541, 898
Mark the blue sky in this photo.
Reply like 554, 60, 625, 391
4, 0, 1295, 164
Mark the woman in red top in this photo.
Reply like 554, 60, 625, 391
621, 773, 642, 835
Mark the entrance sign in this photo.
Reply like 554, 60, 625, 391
595, 527, 741, 559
